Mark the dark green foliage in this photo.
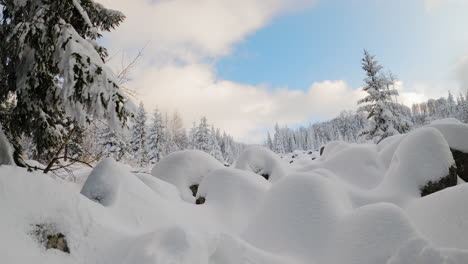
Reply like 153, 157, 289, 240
0, 0, 128, 166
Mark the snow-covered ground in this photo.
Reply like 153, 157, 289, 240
1, 120, 468, 264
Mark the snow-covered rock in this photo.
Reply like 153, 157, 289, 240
151, 150, 223, 202
197, 168, 270, 232
235, 146, 288, 181
80, 158, 125, 206
377, 127, 456, 197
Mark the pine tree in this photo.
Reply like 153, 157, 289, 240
447, 91, 457, 117
209, 126, 224, 162
194, 116, 210, 152
130, 102, 148, 166
147, 108, 166, 163
273, 123, 285, 153
97, 126, 128, 161
266, 132, 274, 150
357, 50, 411, 143
0, 0, 129, 165
458, 93, 468, 123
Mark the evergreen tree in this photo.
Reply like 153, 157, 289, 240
266, 132, 274, 150
97, 126, 128, 161
209, 126, 224, 162
147, 108, 166, 163
130, 102, 148, 166
193, 116, 210, 152
357, 50, 411, 143
0, 0, 129, 165
273, 123, 285, 154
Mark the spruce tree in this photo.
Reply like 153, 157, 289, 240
273, 123, 285, 154
357, 50, 411, 143
130, 102, 148, 166
209, 126, 224, 162
97, 126, 128, 161
266, 132, 274, 150
147, 108, 166, 163
0, 0, 129, 165
194, 116, 210, 152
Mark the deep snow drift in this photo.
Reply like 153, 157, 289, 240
1, 120, 468, 264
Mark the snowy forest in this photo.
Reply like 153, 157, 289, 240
20, 103, 245, 169
1, 1, 468, 264
268, 90, 468, 153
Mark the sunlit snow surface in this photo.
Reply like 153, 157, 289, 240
1, 120, 468, 264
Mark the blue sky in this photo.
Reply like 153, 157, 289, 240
216, 0, 468, 92
101, 0, 468, 142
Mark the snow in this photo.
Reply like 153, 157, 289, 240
80, 158, 124, 206
197, 168, 270, 232
235, 146, 288, 181
151, 150, 223, 202
1, 122, 468, 264
376, 127, 455, 197
0, 125, 13, 165
429, 122, 468, 152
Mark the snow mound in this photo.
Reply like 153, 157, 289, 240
80, 158, 126, 206
235, 146, 288, 181
328, 203, 419, 264
387, 238, 468, 264
318, 140, 350, 160
406, 183, 468, 249
136, 173, 182, 201
429, 122, 468, 152
151, 150, 222, 202
431, 118, 462, 125
377, 127, 455, 197
122, 226, 210, 264
197, 168, 270, 232
244, 173, 352, 260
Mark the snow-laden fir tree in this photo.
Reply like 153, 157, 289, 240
273, 123, 285, 154
0, 0, 130, 165
130, 102, 148, 166
458, 93, 468, 123
193, 116, 211, 153
209, 126, 224, 162
147, 108, 166, 164
266, 132, 274, 150
357, 50, 412, 143
97, 126, 128, 161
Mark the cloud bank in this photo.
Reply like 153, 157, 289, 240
96, 0, 462, 143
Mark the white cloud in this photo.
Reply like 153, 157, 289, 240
127, 62, 364, 142
425, 0, 467, 11
95, 0, 335, 143
98, 0, 316, 60
454, 56, 468, 94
